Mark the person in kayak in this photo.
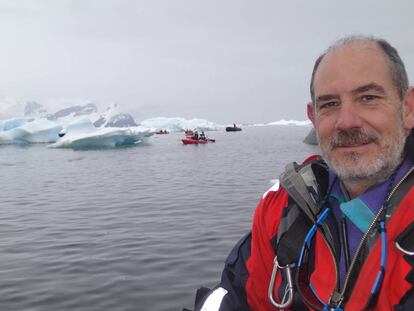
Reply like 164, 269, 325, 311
185, 35, 414, 310
192, 131, 199, 140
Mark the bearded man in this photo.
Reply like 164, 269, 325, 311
186, 35, 414, 311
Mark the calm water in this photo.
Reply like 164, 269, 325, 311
0, 125, 317, 311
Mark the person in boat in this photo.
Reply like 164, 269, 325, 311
233, 123, 237, 128
199, 131, 206, 140
185, 35, 414, 310
192, 131, 199, 140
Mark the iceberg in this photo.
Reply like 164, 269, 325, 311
48, 118, 154, 149
0, 117, 32, 131
0, 98, 316, 149
0, 118, 62, 144
140, 117, 221, 132
266, 119, 311, 126
139, 117, 311, 131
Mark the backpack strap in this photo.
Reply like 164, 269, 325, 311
274, 157, 340, 266
272, 198, 313, 267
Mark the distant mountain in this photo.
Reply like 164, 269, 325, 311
2, 100, 142, 130
104, 113, 138, 127
32, 102, 138, 128
24, 101, 48, 118
49, 103, 98, 120
93, 117, 106, 128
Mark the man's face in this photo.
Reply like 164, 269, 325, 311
308, 42, 408, 183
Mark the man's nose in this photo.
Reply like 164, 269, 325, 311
335, 101, 363, 131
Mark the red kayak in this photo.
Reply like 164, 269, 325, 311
182, 138, 215, 145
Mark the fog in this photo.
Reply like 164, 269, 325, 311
0, 0, 413, 123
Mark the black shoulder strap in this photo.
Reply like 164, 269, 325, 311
272, 198, 313, 267
272, 158, 340, 266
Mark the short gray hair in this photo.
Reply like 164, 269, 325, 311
310, 35, 409, 103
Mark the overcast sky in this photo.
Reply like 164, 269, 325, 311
0, 0, 413, 124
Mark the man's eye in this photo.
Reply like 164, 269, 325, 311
319, 101, 338, 110
361, 95, 378, 101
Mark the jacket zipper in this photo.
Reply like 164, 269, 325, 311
330, 164, 414, 308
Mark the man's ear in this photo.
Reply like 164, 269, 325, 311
403, 87, 414, 130
307, 102, 315, 125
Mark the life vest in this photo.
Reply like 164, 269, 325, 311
187, 156, 414, 311
250, 156, 414, 310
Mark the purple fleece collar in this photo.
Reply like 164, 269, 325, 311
327, 157, 414, 286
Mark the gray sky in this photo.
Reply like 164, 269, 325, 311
0, 0, 413, 124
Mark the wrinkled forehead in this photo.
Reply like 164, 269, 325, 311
313, 41, 394, 95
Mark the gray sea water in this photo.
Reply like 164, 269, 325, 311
0, 125, 317, 311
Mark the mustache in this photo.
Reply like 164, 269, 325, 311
330, 129, 379, 148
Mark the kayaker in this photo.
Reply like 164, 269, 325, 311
185, 35, 414, 310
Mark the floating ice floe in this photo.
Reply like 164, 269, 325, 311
266, 119, 311, 126
0, 117, 32, 131
140, 117, 221, 132
139, 117, 311, 131
47, 118, 154, 149
0, 118, 63, 144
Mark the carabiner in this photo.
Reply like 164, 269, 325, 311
268, 256, 294, 309
395, 240, 414, 256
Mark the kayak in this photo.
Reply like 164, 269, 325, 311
155, 130, 169, 134
182, 138, 215, 145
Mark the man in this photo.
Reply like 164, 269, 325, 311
186, 35, 414, 310
192, 131, 199, 140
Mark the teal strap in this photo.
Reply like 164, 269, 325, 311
339, 198, 375, 233
329, 193, 346, 204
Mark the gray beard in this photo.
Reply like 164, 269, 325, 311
319, 127, 406, 184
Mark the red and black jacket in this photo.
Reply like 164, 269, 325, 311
189, 156, 414, 311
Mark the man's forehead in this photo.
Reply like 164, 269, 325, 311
313, 41, 392, 94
